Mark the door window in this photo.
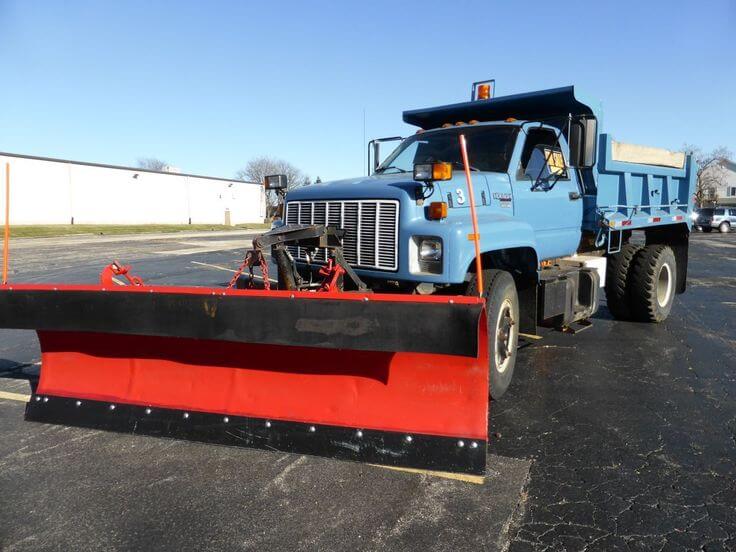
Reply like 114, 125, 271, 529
518, 128, 568, 186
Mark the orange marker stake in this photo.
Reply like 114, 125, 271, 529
3, 163, 9, 285
458, 135, 483, 297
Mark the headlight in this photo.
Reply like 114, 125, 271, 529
419, 239, 442, 261
410, 236, 443, 275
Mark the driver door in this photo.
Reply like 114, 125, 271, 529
509, 126, 583, 260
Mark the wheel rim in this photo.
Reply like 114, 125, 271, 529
656, 262, 673, 308
494, 299, 516, 373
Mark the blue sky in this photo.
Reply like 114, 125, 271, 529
0, 0, 734, 181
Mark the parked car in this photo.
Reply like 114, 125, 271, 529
694, 207, 735, 233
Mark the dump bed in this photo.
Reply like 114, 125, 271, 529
594, 134, 696, 231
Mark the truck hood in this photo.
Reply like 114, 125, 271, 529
285, 174, 417, 202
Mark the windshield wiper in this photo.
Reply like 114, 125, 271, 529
375, 165, 408, 174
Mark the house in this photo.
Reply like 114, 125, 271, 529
702, 159, 736, 206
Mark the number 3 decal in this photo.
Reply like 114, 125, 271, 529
455, 188, 466, 205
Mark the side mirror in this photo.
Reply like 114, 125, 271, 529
568, 117, 597, 169
264, 174, 288, 191
367, 136, 403, 175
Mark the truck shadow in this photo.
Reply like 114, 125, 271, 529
0, 359, 39, 393
592, 305, 616, 321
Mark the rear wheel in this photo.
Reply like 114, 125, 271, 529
628, 245, 677, 323
719, 222, 731, 233
604, 243, 642, 320
466, 269, 519, 399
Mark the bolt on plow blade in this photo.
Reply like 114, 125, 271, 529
0, 286, 489, 475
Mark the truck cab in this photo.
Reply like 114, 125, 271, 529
284, 86, 599, 289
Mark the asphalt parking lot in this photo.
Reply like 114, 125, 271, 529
0, 230, 735, 551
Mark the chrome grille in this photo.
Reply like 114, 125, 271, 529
284, 200, 399, 271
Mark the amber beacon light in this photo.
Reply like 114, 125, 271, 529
471, 79, 495, 101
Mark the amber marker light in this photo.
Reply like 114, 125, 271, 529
428, 201, 448, 220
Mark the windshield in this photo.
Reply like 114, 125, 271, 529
697, 209, 714, 217
376, 126, 518, 174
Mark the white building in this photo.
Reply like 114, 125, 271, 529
0, 152, 266, 226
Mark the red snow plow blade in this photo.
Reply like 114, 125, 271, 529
0, 284, 489, 475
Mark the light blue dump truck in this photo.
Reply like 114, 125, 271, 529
278, 83, 696, 397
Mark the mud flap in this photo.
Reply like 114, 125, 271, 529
0, 285, 489, 475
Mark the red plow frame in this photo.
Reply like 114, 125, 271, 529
0, 283, 489, 475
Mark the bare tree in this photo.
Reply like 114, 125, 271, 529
683, 145, 733, 207
137, 157, 169, 171
235, 156, 310, 216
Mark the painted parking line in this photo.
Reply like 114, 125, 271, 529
371, 464, 485, 484
0, 390, 31, 402
190, 260, 237, 273
157, 240, 252, 256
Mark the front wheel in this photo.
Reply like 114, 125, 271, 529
702, 226, 713, 233
466, 269, 519, 399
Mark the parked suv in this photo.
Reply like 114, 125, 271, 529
695, 207, 735, 233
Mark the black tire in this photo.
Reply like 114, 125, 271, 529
466, 269, 519, 399
604, 243, 642, 320
719, 222, 731, 233
628, 245, 677, 323
702, 227, 713, 233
